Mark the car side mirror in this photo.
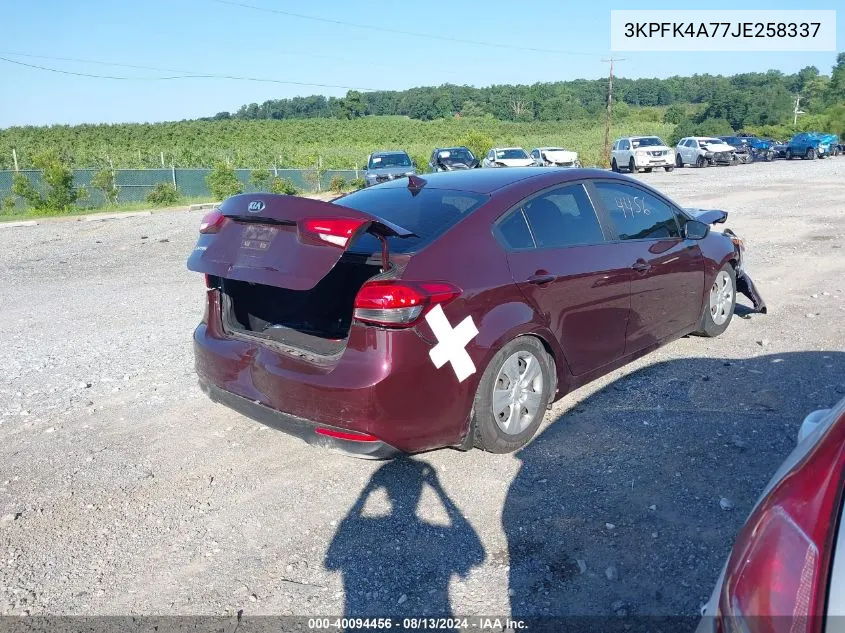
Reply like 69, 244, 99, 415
684, 219, 709, 240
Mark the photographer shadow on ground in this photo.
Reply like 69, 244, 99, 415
503, 350, 845, 629
325, 457, 484, 621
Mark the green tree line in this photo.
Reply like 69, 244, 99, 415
0, 55, 842, 172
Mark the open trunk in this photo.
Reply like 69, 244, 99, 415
218, 254, 382, 357
188, 193, 414, 358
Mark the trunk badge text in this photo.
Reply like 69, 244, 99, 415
247, 200, 265, 213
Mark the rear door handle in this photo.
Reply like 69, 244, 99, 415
527, 273, 558, 285
632, 259, 651, 273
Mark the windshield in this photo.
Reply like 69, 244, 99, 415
495, 149, 528, 160
368, 153, 412, 169
438, 148, 475, 164
542, 148, 567, 153
335, 187, 488, 254
700, 138, 723, 147
631, 137, 664, 148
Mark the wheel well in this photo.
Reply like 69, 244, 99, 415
514, 333, 560, 400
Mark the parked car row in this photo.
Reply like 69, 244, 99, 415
608, 131, 841, 173
361, 130, 840, 186
362, 145, 582, 186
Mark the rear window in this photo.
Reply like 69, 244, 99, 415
336, 187, 489, 254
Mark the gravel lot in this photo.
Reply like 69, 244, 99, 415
1, 158, 844, 626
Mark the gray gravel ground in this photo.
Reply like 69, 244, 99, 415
1, 158, 844, 624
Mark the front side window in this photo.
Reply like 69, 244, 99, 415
592, 182, 681, 241
520, 184, 606, 248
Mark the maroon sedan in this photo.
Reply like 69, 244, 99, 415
187, 168, 765, 458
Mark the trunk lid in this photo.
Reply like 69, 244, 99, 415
187, 193, 413, 291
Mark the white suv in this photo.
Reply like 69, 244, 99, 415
675, 137, 737, 168
610, 136, 675, 173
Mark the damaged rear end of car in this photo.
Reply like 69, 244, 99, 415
187, 188, 489, 458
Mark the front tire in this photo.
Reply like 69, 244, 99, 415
806, 148, 816, 160
696, 155, 708, 168
471, 337, 553, 454
611, 159, 619, 172
676, 153, 684, 168
786, 149, 793, 160
695, 264, 736, 337
664, 166, 674, 172
629, 158, 637, 173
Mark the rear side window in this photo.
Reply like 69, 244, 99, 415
592, 182, 681, 241
521, 184, 606, 248
495, 210, 534, 250
337, 187, 488, 254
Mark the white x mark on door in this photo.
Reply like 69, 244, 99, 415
425, 304, 479, 383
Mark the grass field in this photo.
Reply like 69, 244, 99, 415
0, 114, 675, 171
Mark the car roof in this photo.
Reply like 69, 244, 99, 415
373, 167, 620, 194
371, 150, 410, 157
493, 147, 526, 151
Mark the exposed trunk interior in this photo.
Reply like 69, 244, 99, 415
220, 254, 381, 357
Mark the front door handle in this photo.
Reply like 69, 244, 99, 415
527, 272, 558, 285
632, 259, 651, 273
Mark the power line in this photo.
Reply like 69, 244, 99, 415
0, 55, 381, 91
0, 46, 362, 72
211, 0, 600, 57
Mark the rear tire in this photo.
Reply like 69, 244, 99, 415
644, 167, 653, 173
471, 337, 553, 454
694, 264, 736, 338
664, 166, 674, 172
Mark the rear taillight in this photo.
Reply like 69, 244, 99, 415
199, 209, 226, 234
717, 411, 845, 633
300, 217, 366, 247
353, 280, 461, 327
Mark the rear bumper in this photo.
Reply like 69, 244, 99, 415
192, 289, 476, 454
199, 380, 400, 459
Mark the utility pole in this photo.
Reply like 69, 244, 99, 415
793, 94, 805, 126
601, 57, 625, 168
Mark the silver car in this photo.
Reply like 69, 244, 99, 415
363, 151, 416, 187
697, 394, 845, 633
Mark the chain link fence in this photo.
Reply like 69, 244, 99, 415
0, 168, 362, 210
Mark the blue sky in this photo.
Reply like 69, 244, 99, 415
0, 0, 841, 127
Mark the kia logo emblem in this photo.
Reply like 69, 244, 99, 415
247, 200, 265, 213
